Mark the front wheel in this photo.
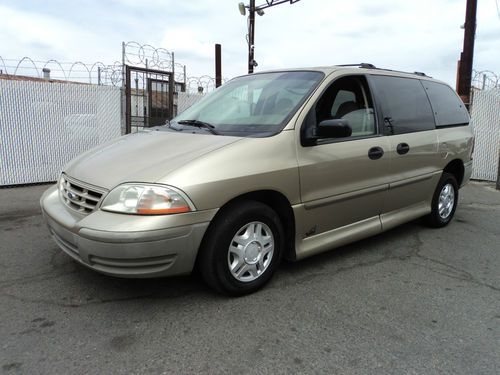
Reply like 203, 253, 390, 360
198, 200, 284, 296
425, 172, 459, 228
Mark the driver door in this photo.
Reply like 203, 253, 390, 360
295, 75, 391, 251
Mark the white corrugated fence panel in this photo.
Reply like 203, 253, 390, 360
0, 79, 121, 185
470, 89, 500, 181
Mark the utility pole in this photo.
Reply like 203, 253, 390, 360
239, 0, 301, 74
248, 0, 256, 74
215, 44, 222, 87
456, 0, 478, 107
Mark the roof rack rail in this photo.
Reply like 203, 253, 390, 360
336, 64, 430, 78
337, 63, 376, 69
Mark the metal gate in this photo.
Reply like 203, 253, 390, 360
125, 65, 176, 133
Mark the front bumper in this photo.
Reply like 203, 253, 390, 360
40, 185, 216, 278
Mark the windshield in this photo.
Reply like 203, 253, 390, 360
172, 71, 324, 136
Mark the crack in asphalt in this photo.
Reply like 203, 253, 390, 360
0, 270, 203, 307
0, 209, 41, 224
274, 229, 499, 293
272, 232, 417, 289
461, 202, 500, 211
0, 290, 161, 308
0, 269, 77, 289
411, 232, 500, 292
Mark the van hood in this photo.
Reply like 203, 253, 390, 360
64, 130, 242, 189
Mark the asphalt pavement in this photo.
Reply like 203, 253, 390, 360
0, 181, 499, 374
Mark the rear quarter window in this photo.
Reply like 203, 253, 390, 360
421, 81, 470, 127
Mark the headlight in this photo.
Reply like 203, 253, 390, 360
101, 184, 195, 215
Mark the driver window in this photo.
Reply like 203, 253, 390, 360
316, 76, 376, 137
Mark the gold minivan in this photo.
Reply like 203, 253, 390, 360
41, 64, 474, 295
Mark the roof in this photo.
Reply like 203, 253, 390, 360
251, 63, 445, 84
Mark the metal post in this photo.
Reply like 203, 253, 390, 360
121, 42, 126, 134
456, 0, 477, 107
122, 42, 126, 69
171, 52, 175, 76
98, 67, 101, 85
215, 44, 222, 87
183, 65, 186, 90
125, 65, 131, 134
248, 0, 255, 74
169, 52, 175, 120
497, 149, 500, 190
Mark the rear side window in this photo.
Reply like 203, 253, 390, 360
370, 75, 435, 134
421, 81, 470, 127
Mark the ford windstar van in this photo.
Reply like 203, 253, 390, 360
41, 64, 474, 295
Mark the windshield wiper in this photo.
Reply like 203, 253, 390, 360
176, 120, 219, 135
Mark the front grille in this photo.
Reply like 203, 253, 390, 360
59, 174, 106, 214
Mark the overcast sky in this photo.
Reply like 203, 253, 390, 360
0, 0, 499, 86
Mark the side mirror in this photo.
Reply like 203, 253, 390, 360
317, 119, 352, 138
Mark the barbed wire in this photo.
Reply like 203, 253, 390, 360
122, 41, 174, 71
123, 42, 197, 86
472, 69, 500, 91
186, 75, 217, 94
0, 41, 224, 92
0, 56, 125, 85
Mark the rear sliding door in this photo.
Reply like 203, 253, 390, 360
369, 75, 441, 226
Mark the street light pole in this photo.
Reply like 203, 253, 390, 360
248, 0, 256, 74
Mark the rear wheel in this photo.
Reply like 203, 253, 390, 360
425, 172, 458, 228
198, 200, 284, 296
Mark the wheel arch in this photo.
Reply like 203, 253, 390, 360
443, 159, 465, 186
197, 190, 297, 264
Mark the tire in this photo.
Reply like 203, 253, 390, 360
425, 172, 459, 228
198, 200, 284, 296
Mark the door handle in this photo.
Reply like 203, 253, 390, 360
368, 146, 384, 160
396, 143, 410, 155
